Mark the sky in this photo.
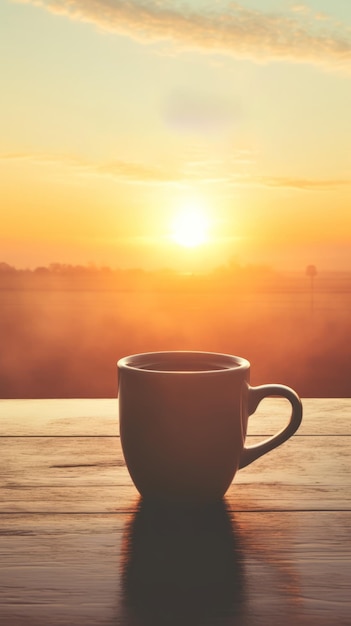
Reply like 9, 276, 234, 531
0, 0, 350, 273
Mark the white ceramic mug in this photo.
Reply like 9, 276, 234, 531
118, 351, 302, 505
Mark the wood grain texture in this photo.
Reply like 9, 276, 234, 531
1, 398, 350, 436
0, 399, 350, 625
0, 435, 350, 512
0, 398, 119, 436
0, 511, 350, 626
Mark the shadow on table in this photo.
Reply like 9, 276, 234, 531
120, 498, 245, 626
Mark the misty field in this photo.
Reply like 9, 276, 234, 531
0, 284, 350, 398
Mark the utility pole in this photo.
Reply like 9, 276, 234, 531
306, 265, 317, 313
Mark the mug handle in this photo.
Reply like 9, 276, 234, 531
239, 384, 303, 469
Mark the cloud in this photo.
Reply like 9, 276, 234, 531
163, 89, 242, 134
0, 151, 178, 184
290, 4, 310, 15
2, 152, 350, 190
252, 176, 351, 191
14, 0, 351, 69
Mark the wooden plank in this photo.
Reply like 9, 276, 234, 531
0, 398, 119, 437
1, 483, 350, 514
0, 398, 350, 436
0, 399, 350, 625
247, 397, 351, 437
0, 511, 350, 625
0, 436, 350, 512
0, 513, 124, 626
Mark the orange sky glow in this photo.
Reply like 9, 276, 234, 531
0, 0, 350, 273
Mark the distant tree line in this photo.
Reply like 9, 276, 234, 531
0, 260, 349, 293
0, 262, 116, 275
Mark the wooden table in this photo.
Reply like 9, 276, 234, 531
0, 398, 350, 625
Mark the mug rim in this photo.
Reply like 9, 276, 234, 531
117, 350, 250, 374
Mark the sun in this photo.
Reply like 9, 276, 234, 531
171, 207, 210, 248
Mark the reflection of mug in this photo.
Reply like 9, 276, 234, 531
122, 500, 245, 625
118, 351, 303, 504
